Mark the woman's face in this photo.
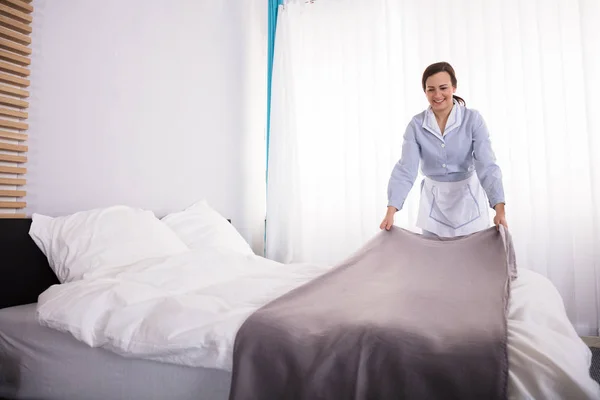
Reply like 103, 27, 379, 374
425, 72, 456, 114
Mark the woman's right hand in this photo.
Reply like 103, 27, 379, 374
380, 206, 397, 231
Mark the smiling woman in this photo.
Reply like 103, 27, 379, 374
382, 61, 508, 238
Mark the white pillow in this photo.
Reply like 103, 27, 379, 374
29, 206, 189, 283
161, 200, 254, 256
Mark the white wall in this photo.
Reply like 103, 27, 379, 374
27, 0, 267, 251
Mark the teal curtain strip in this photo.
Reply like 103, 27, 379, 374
265, 0, 283, 255
267, 0, 283, 181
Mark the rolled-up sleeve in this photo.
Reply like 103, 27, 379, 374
387, 121, 420, 211
472, 111, 505, 208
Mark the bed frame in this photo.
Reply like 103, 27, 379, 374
0, 218, 59, 310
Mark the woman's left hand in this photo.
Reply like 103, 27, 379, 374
494, 213, 508, 230
493, 203, 508, 230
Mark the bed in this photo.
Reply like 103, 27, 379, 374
1, 203, 599, 400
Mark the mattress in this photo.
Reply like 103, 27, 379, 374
0, 304, 232, 400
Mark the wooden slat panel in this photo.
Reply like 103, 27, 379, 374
0, 165, 25, 174
0, 118, 26, 130
0, 0, 33, 14
0, 0, 29, 214
0, 212, 26, 218
0, 141, 27, 151
0, 201, 25, 208
0, 83, 27, 97
0, 38, 30, 56
0, 15, 31, 35
0, 61, 28, 77
0, 129, 25, 140
0, 4, 32, 24
0, 189, 25, 197
0, 95, 26, 108
0, 26, 30, 45
0, 107, 26, 119
0, 72, 29, 87
0, 177, 25, 185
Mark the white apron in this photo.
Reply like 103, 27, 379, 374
416, 172, 490, 237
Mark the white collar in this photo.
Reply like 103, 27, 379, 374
422, 99, 462, 138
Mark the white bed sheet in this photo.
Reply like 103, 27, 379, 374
35, 247, 600, 400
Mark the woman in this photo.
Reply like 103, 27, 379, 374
380, 62, 508, 236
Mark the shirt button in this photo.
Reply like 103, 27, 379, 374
442, 164, 447, 168
441, 143, 445, 148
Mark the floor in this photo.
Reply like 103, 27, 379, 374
582, 336, 600, 348
582, 337, 600, 385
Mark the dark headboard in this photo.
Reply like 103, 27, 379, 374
0, 218, 59, 310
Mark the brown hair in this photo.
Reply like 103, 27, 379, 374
421, 62, 466, 106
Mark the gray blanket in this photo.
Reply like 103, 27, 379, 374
229, 226, 516, 400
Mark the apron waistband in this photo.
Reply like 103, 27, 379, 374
423, 171, 477, 189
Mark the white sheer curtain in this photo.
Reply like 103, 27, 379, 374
266, 0, 600, 336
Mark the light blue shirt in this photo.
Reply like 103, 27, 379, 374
387, 102, 505, 211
